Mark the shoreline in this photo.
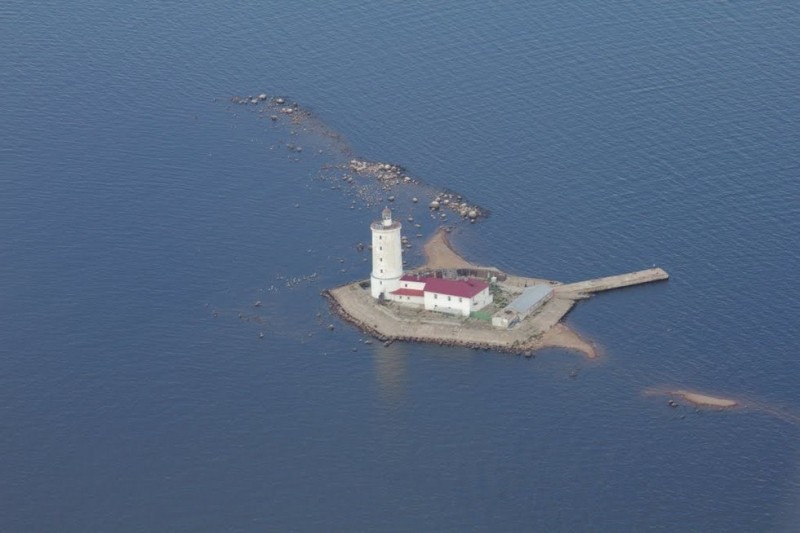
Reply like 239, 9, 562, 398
422, 228, 482, 270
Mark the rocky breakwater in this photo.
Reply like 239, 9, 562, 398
348, 159, 416, 188
231, 93, 308, 123
228, 91, 491, 223
427, 191, 485, 222
348, 158, 487, 222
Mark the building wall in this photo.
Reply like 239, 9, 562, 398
471, 287, 493, 311
424, 291, 473, 317
492, 312, 520, 329
399, 279, 426, 291
370, 221, 403, 298
387, 283, 493, 317
387, 293, 424, 307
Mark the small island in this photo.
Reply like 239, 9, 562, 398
324, 208, 668, 357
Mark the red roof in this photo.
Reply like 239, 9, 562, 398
403, 277, 488, 298
390, 288, 425, 297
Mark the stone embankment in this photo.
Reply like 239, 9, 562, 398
324, 279, 593, 357
323, 288, 519, 353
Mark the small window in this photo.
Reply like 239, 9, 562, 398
434, 294, 438, 299
448, 296, 451, 301
379, 246, 382, 250
379, 257, 382, 262
380, 269, 383, 273
459, 298, 462, 302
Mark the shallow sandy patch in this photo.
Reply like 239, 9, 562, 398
538, 324, 597, 358
422, 228, 480, 270
673, 390, 738, 408
644, 387, 739, 409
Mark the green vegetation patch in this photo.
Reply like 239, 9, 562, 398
489, 284, 510, 308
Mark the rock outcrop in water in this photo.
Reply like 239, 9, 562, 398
229, 92, 490, 222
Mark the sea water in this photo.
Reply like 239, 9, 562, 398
1, 1, 799, 530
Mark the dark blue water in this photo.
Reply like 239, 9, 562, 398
2, 1, 799, 530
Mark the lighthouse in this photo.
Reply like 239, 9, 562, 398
370, 207, 403, 299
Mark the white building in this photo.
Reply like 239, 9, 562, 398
388, 275, 493, 317
370, 207, 404, 298
370, 207, 493, 316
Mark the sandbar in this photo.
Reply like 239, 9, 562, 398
644, 387, 739, 409
673, 390, 738, 408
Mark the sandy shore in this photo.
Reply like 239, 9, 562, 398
540, 324, 597, 358
422, 228, 480, 270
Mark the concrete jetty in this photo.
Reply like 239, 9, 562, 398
555, 268, 669, 296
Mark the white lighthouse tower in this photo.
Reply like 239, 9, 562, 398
370, 207, 404, 299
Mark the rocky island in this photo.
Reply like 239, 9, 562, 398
324, 208, 669, 358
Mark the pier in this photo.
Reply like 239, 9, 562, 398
555, 268, 669, 296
